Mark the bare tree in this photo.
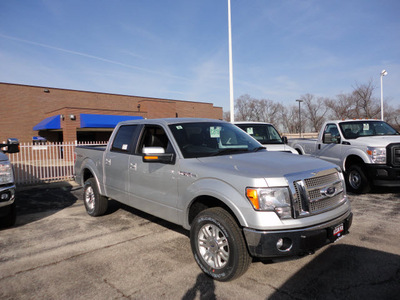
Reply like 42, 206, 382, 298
301, 94, 329, 132
223, 111, 231, 122
280, 105, 299, 133
351, 80, 380, 119
326, 80, 381, 120
234, 95, 282, 124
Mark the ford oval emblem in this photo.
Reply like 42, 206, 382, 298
321, 186, 336, 197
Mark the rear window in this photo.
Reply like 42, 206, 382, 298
111, 125, 138, 152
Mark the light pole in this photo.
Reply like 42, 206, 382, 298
296, 99, 303, 138
228, 0, 234, 122
380, 70, 387, 121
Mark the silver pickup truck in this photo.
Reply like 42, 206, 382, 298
75, 118, 352, 281
288, 119, 400, 194
0, 138, 19, 228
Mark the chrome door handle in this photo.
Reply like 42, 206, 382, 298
105, 158, 111, 166
130, 163, 137, 170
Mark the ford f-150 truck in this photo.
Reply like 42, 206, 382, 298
234, 122, 297, 153
288, 119, 400, 194
75, 118, 352, 281
0, 138, 19, 228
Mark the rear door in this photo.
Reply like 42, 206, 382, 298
104, 125, 139, 204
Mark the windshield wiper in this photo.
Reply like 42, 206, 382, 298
211, 148, 249, 156
252, 146, 266, 152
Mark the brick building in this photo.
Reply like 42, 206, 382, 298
0, 83, 223, 143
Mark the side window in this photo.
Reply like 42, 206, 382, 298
111, 125, 138, 153
138, 126, 173, 154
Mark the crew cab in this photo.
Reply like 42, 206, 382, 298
75, 118, 352, 281
234, 122, 297, 153
0, 138, 19, 228
288, 119, 400, 193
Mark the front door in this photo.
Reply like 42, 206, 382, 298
316, 123, 342, 167
128, 125, 179, 224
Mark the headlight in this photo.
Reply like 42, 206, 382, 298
246, 187, 292, 219
0, 161, 14, 184
367, 147, 386, 164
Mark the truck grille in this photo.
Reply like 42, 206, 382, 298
389, 144, 400, 167
293, 170, 346, 218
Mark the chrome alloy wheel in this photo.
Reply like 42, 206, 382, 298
197, 224, 229, 269
85, 186, 95, 210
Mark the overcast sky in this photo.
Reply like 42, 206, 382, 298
1, 0, 399, 112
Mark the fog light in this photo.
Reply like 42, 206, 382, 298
0, 192, 10, 201
276, 238, 292, 252
376, 169, 388, 177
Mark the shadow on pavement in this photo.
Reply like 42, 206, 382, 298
13, 182, 79, 227
269, 244, 400, 300
182, 273, 216, 300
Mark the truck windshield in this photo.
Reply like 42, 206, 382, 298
169, 122, 263, 158
235, 123, 284, 144
339, 121, 399, 139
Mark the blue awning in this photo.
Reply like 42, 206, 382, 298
80, 114, 143, 128
33, 115, 61, 131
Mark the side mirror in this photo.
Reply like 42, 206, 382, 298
142, 147, 174, 164
1, 138, 20, 153
282, 136, 288, 144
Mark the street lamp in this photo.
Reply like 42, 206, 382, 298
380, 70, 388, 121
296, 99, 303, 138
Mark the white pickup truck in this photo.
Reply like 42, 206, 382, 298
234, 122, 297, 154
75, 118, 352, 281
288, 119, 400, 193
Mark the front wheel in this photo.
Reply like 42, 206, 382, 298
346, 165, 371, 194
190, 207, 251, 281
83, 178, 108, 216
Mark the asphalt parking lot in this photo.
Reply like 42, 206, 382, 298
0, 183, 399, 299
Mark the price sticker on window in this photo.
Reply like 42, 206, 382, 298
210, 126, 221, 138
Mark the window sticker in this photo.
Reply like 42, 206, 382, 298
363, 123, 370, 131
246, 128, 254, 135
176, 125, 183, 130
122, 144, 128, 150
210, 126, 221, 138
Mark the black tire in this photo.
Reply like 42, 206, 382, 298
0, 202, 17, 228
83, 178, 108, 216
346, 165, 371, 194
190, 207, 251, 281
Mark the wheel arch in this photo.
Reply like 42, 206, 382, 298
188, 195, 242, 229
80, 165, 105, 196
344, 154, 366, 172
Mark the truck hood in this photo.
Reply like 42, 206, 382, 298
349, 135, 400, 147
196, 151, 335, 180
263, 144, 297, 154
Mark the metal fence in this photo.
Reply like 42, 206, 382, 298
8, 141, 107, 186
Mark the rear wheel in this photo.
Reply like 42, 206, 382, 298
190, 207, 251, 281
83, 178, 108, 216
346, 165, 371, 194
